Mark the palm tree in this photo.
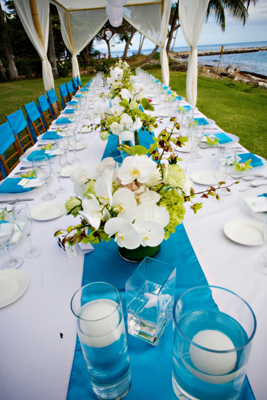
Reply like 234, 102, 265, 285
0, 3, 18, 80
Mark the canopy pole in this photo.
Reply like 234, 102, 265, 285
161, 0, 164, 16
29, 0, 45, 48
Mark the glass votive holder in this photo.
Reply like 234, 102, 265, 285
71, 282, 131, 400
126, 256, 176, 346
172, 285, 256, 400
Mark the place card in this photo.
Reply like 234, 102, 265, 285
76, 241, 94, 255
45, 149, 62, 156
243, 196, 267, 213
18, 178, 43, 188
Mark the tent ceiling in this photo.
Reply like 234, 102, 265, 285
52, 0, 163, 11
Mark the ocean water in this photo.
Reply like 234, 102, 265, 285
108, 41, 267, 77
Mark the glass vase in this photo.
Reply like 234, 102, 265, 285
118, 244, 161, 263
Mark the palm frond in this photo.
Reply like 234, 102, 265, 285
221, 0, 248, 25
207, 0, 225, 31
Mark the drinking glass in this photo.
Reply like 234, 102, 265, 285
254, 215, 267, 274
0, 208, 24, 269
55, 133, 72, 167
193, 124, 204, 159
211, 161, 227, 202
32, 155, 56, 201
55, 155, 67, 194
217, 149, 237, 196
71, 282, 131, 400
12, 203, 42, 259
172, 286, 256, 400
67, 131, 80, 164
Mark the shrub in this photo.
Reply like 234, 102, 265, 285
57, 60, 72, 77
16, 57, 42, 78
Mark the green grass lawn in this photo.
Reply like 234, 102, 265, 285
0, 70, 266, 162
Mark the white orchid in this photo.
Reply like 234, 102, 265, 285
110, 104, 124, 116
70, 164, 99, 186
112, 97, 122, 106
138, 187, 160, 205
94, 169, 113, 206
134, 220, 164, 247
79, 196, 104, 230
110, 122, 123, 135
120, 114, 133, 130
112, 188, 137, 222
145, 168, 162, 187
131, 117, 142, 132
93, 104, 103, 117
110, 67, 123, 81
96, 157, 116, 175
136, 204, 170, 228
104, 218, 141, 249
120, 89, 131, 102
117, 130, 134, 141
117, 155, 157, 185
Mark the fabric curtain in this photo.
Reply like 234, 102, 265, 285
13, 0, 54, 91
179, 0, 210, 106
123, 0, 172, 85
57, 7, 108, 78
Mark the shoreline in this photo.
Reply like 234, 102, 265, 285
172, 46, 267, 59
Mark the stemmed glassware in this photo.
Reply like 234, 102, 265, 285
254, 215, 267, 274
211, 159, 227, 202
0, 208, 24, 269
12, 203, 42, 259
67, 130, 80, 164
217, 149, 237, 196
55, 132, 71, 167
32, 155, 56, 201
55, 155, 67, 194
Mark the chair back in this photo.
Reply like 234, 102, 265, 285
24, 101, 46, 137
73, 77, 79, 91
77, 76, 82, 86
6, 109, 35, 153
47, 88, 61, 118
0, 122, 22, 176
37, 94, 54, 128
59, 84, 70, 109
66, 81, 75, 99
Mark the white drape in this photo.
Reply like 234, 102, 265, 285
179, 0, 209, 106
13, 0, 54, 91
123, 0, 172, 85
57, 7, 108, 78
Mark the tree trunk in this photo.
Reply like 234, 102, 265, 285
141, 44, 159, 65
137, 34, 145, 56
123, 26, 136, 60
106, 39, 111, 58
0, 58, 7, 81
88, 40, 94, 59
48, 11, 59, 79
166, 1, 179, 55
0, 4, 18, 81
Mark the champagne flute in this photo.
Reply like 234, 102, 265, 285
254, 215, 267, 274
12, 203, 42, 259
32, 155, 56, 201
0, 208, 24, 269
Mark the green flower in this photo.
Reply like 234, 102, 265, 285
206, 136, 220, 146
234, 159, 253, 171
158, 189, 185, 237
129, 100, 139, 111
83, 180, 96, 198
100, 131, 109, 141
163, 164, 188, 191
65, 197, 82, 217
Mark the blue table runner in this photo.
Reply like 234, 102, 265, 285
67, 134, 255, 400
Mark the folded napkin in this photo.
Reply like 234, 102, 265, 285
258, 193, 267, 197
183, 105, 192, 111
74, 94, 82, 99
237, 153, 264, 168
63, 109, 74, 114
166, 90, 172, 94
175, 96, 183, 101
42, 132, 62, 140
0, 178, 33, 193
26, 150, 55, 161
80, 88, 88, 92
205, 133, 233, 144
68, 100, 78, 105
55, 118, 72, 125
194, 117, 209, 125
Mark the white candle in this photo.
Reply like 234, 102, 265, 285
79, 299, 124, 348
189, 330, 237, 376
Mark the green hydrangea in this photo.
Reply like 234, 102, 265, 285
158, 189, 185, 237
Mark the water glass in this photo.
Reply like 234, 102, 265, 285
32, 155, 56, 201
55, 133, 71, 167
71, 282, 131, 400
126, 257, 176, 346
0, 208, 24, 269
67, 131, 80, 164
55, 156, 67, 194
12, 203, 42, 259
172, 286, 256, 400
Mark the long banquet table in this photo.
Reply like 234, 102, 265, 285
0, 85, 266, 400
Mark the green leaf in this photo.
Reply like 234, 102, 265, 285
130, 145, 147, 155
54, 230, 62, 237
141, 98, 154, 111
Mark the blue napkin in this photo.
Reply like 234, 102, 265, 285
55, 118, 72, 125
163, 85, 168, 89
80, 88, 88, 92
194, 117, 209, 125
26, 150, 55, 161
166, 90, 172, 94
237, 153, 264, 168
63, 109, 74, 114
42, 132, 62, 140
0, 178, 33, 193
183, 105, 192, 111
74, 94, 82, 99
204, 133, 233, 144
175, 96, 183, 101
258, 193, 267, 198
68, 100, 78, 105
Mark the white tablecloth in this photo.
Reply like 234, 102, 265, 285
0, 91, 266, 400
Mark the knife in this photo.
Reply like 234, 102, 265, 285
0, 199, 34, 203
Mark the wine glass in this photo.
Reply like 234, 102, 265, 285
0, 208, 24, 269
211, 160, 226, 202
55, 155, 67, 194
67, 131, 80, 164
32, 155, 56, 201
254, 215, 267, 274
217, 149, 237, 196
194, 124, 204, 159
12, 203, 42, 259
55, 132, 72, 167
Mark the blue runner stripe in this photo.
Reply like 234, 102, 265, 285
67, 134, 255, 400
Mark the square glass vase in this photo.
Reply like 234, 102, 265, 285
126, 256, 176, 346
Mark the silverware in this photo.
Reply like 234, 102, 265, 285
0, 198, 34, 204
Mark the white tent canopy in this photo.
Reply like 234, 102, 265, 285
13, 0, 172, 91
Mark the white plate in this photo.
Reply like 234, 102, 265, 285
158, 111, 172, 118
190, 171, 218, 186
174, 141, 192, 153
224, 219, 263, 246
0, 269, 29, 308
68, 141, 87, 151
240, 185, 267, 221
82, 126, 92, 133
31, 201, 65, 221
60, 164, 80, 177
